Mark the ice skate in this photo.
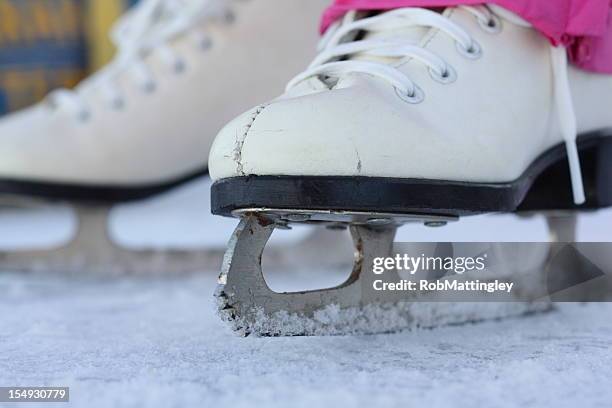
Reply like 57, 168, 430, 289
0, 0, 335, 275
209, 6, 612, 335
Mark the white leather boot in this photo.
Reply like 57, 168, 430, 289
0, 0, 331, 274
0, 0, 328, 197
210, 6, 612, 336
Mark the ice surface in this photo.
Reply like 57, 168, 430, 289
1, 180, 612, 407
1, 271, 611, 408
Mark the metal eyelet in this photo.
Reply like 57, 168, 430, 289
223, 10, 236, 24
456, 40, 482, 60
478, 15, 502, 34
428, 65, 457, 84
174, 59, 186, 74
199, 36, 213, 51
111, 97, 125, 111
142, 81, 157, 94
395, 85, 425, 104
77, 110, 91, 123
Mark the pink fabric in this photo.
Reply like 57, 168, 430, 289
321, 0, 612, 73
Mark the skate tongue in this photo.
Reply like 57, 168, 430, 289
346, 7, 452, 64
287, 6, 456, 91
359, 11, 436, 41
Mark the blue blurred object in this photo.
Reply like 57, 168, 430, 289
0, 0, 88, 114
0, 0, 141, 115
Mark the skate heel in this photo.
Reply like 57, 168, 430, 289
519, 134, 612, 211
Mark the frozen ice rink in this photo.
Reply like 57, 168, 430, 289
1, 178, 611, 407
2, 273, 612, 408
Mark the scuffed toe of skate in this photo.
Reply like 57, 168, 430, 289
208, 105, 271, 181
209, 77, 521, 184
208, 85, 390, 182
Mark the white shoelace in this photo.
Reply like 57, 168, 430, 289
49, 0, 231, 120
289, 6, 585, 205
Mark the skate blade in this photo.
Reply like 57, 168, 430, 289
231, 207, 458, 226
0, 203, 225, 275
0, 205, 353, 276
0, 248, 227, 276
216, 212, 553, 337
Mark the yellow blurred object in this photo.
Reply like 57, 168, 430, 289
0, 0, 86, 113
84, 0, 129, 70
0, 0, 136, 114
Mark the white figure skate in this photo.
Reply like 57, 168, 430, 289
209, 6, 612, 335
0, 0, 335, 275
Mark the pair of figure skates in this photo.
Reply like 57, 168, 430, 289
1, 0, 611, 336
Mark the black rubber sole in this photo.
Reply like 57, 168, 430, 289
0, 167, 209, 204
211, 132, 612, 218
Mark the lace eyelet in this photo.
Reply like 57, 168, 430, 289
142, 81, 157, 94
111, 98, 125, 111
395, 85, 424, 104
174, 59, 186, 74
478, 15, 502, 34
200, 37, 213, 51
456, 40, 482, 60
77, 110, 91, 123
428, 65, 457, 84
223, 10, 236, 25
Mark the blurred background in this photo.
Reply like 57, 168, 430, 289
0, 0, 609, 254
0, 0, 138, 115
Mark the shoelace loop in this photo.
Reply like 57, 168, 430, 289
48, 0, 231, 120
287, 7, 485, 93
288, 6, 585, 205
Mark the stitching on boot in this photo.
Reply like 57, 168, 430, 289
233, 105, 268, 176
